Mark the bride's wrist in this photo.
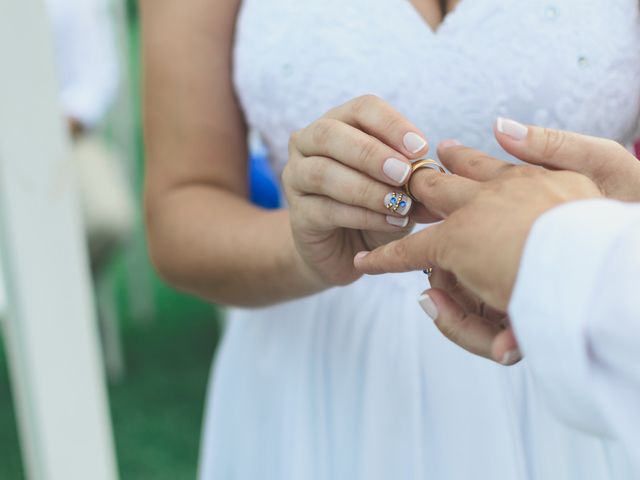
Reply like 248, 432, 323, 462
289, 242, 331, 293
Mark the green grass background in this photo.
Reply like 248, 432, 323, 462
0, 260, 222, 479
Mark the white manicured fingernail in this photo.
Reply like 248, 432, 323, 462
386, 215, 409, 227
383, 157, 411, 183
496, 117, 528, 141
418, 293, 438, 320
500, 349, 522, 366
438, 139, 462, 150
403, 132, 428, 153
384, 192, 412, 215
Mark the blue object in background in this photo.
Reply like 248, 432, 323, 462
248, 131, 281, 209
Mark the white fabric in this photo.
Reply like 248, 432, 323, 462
46, 0, 119, 128
200, 1, 640, 479
510, 199, 640, 475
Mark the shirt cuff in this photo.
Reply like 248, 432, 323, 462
509, 199, 639, 436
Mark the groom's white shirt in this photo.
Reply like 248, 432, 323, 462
510, 199, 640, 472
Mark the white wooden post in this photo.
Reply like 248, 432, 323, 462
0, 0, 119, 478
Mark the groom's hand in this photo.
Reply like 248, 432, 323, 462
354, 134, 603, 364
449, 118, 640, 202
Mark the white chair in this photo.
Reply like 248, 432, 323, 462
0, 0, 118, 478
0, 266, 6, 326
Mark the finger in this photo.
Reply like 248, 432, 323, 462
296, 195, 414, 232
295, 118, 412, 186
437, 141, 515, 181
409, 202, 442, 224
494, 118, 640, 198
429, 269, 479, 314
429, 269, 505, 324
326, 94, 429, 158
354, 223, 447, 274
407, 167, 480, 217
290, 156, 414, 217
419, 289, 503, 360
491, 327, 522, 366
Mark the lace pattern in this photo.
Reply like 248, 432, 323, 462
233, 0, 640, 175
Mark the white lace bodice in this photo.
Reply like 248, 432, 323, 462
234, 0, 640, 176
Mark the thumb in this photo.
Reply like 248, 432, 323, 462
494, 118, 640, 198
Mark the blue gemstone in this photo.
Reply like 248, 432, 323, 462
390, 197, 397, 204
399, 201, 407, 208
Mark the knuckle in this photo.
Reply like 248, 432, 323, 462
423, 170, 446, 190
491, 162, 514, 177
436, 311, 464, 342
305, 159, 328, 190
429, 224, 456, 270
609, 139, 628, 157
351, 180, 374, 206
466, 154, 486, 169
326, 198, 339, 225
363, 209, 379, 230
501, 165, 538, 179
595, 137, 624, 155
281, 163, 293, 187
435, 239, 452, 271
585, 139, 623, 183
289, 129, 301, 146
465, 153, 491, 169
357, 138, 379, 166
310, 119, 337, 146
390, 240, 412, 269
380, 114, 404, 134
409, 171, 446, 206
573, 172, 598, 192
288, 132, 299, 155
350, 94, 381, 116
540, 128, 567, 161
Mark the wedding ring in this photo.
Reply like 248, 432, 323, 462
403, 159, 447, 201
423, 267, 433, 278
385, 192, 408, 213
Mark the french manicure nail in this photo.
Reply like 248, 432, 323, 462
383, 157, 411, 184
403, 132, 428, 154
500, 349, 522, 366
384, 192, 412, 216
496, 117, 528, 141
438, 139, 462, 150
418, 293, 439, 320
386, 215, 409, 227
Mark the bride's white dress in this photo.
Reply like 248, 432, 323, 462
199, 1, 640, 478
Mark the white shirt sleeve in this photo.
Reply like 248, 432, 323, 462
509, 199, 640, 469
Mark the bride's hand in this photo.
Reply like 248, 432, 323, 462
283, 95, 431, 286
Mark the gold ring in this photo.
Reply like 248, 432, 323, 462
403, 159, 447, 201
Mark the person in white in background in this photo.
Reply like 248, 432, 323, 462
47, 0, 133, 266
355, 121, 640, 474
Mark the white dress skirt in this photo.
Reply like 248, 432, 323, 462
199, 1, 640, 478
